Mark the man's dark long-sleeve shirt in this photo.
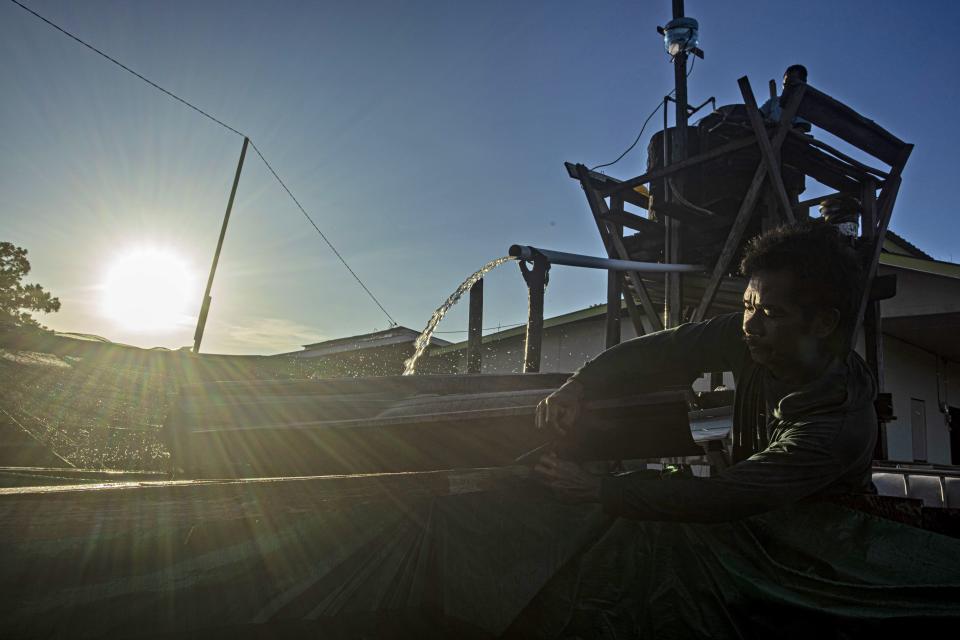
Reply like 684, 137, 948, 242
569, 312, 877, 523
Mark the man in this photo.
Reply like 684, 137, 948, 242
534, 221, 875, 521
520, 222, 960, 637
760, 64, 812, 132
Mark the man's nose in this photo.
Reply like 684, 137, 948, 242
743, 311, 764, 336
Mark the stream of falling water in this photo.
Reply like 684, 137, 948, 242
402, 256, 517, 375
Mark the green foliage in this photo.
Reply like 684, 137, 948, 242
0, 242, 60, 330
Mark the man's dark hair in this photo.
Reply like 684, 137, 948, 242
784, 64, 808, 82
740, 222, 861, 352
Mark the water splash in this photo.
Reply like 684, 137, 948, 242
403, 256, 517, 375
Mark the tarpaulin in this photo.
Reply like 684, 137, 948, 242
3, 477, 959, 639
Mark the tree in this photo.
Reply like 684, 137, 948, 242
0, 242, 61, 330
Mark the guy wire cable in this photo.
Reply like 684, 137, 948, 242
6, 0, 399, 327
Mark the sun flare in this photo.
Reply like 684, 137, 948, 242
101, 249, 195, 331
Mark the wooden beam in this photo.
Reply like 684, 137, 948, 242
606, 267, 623, 348
847, 145, 913, 355
603, 210, 661, 232
691, 86, 806, 323
739, 76, 797, 225
789, 130, 889, 179
606, 199, 624, 348
618, 272, 647, 337
598, 135, 758, 198
782, 138, 864, 193
575, 164, 663, 333
794, 83, 908, 166
563, 162, 650, 209
649, 197, 728, 229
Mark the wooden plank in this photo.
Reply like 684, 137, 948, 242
0, 466, 534, 513
691, 87, 806, 323
177, 373, 572, 399
739, 76, 797, 225
598, 135, 759, 198
795, 83, 908, 166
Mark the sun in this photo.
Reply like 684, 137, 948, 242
101, 249, 196, 331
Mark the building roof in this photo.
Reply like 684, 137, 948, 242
301, 326, 450, 357
883, 230, 934, 260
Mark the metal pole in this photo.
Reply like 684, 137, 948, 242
193, 136, 249, 354
666, 0, 688, 329
466, 278, 484, 373
508, 245, 702, 273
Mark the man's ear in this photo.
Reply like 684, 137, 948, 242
811, 308, 841, 339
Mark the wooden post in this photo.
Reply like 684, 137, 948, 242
606, 198, 624, 348
520, 257, 549, 373
606, 269, 623, 348
466, 279, 484, 374
193, 137, 249, 354
860, 177, 886, 460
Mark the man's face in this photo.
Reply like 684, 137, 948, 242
782, 70, 803, 90
742, 270, 827, 372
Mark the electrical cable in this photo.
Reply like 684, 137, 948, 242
248, 140, 398, 326
7, 0, 244, 137
6, 0, 399, 328
589, 54, 695, 172
590, 92, 671, 172
433, 323, 525, 334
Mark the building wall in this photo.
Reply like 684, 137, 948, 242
882, 335, 954, 464
452, 313, 730, 391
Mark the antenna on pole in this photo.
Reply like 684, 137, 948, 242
656, 1, 705, 327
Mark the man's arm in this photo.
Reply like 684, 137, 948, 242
569, 312, 747, 394
601, 419, 848, 522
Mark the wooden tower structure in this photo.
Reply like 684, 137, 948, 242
567, 26, 912, 457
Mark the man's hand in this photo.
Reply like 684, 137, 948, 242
534, 451, 602, 504
536, 378, 584, 438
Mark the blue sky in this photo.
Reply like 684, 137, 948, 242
2, 0, 958, 354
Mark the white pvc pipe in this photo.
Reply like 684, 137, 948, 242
508, 245, 703, 273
